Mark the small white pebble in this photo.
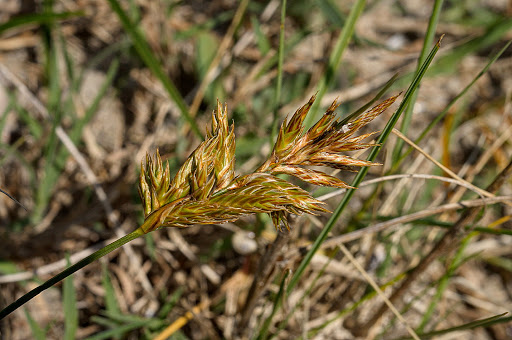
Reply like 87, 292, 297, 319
341, 123, 352, 133
232, 231, 258, 255
386, 34, 407, 50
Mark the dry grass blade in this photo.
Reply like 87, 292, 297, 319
138, 95, 398, 233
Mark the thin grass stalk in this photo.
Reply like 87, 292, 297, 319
286, 37, 443, 296
303, 0, 366, 128
353, 158, 512, 336
0, 230, 144, 320
391, 0, 444, 163
270, 0, 287, 142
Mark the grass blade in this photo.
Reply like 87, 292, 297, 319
24, 309, 47, 340
106, 0, 202, 138
304, 0, 367, 128
397, 313, 510, 340
270, 0, 287, 142
63, 256, 78, 340
0, 11, 83, 35
391, 0, 444, 163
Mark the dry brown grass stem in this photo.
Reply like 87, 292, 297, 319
138, 94, 399, 233
392, 128, 495, 200
315, 173, 491, 202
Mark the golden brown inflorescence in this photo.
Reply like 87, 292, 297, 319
139, 95, 399, 233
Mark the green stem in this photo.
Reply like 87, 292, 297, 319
0, 228, 144, 320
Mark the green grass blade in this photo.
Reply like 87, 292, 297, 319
32, 3, 63, 223
392, 39, 512, 171
102, 263, 121, 316
251, 16, 271, 55
396, 313, 510, 340
270, 0, 287, 142
304, 0, 366, 128
0, 11, 83, 35
0, 230, 143, 320
392, 0, 444, 163
286, 37, 442, 296
63, 256, 78, 340
315, 0, 346, 29
106, 0, 202, 138
157, 287, 184, 319
24, 309, 47, 340
85, 319, 154, 340
430, 18, 512, 76
270, 250, 338, 340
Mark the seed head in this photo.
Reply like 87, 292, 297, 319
139, 95, 399, 233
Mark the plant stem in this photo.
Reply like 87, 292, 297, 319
0, 229, 144, 320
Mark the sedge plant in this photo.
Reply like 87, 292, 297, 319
0, 93, 398, 320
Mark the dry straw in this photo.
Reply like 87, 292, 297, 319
138, 94, 399, 233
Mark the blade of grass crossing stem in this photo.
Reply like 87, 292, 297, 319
286, 38, 442, 296
0, 230, 144, 320
392, 39, 512, 172
106, 0, 202, 138
391, 0, 444, 163
256, 270, 290, 340
303, 0, 366, 128
270, 0, 287, 142
63, 256, 78, 340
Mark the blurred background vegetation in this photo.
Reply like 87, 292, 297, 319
0, 0, 511, 339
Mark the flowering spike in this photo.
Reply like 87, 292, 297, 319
139, 94, 399, 233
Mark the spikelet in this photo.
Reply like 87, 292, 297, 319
139, 95, 399, 233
